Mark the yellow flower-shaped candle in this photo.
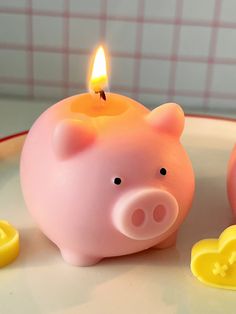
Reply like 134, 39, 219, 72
191, 225, 236, 290
0, 220, 19, 267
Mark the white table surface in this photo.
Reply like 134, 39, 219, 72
0, 116, 236, 314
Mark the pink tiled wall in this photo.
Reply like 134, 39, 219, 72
0, 0, 236, 112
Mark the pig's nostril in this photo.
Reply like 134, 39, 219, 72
132, 209, 145, 227
153, 205, 166, 222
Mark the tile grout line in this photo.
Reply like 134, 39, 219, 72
1, 6, 236, 30
167, 0, 184, 102
27, 0, 34, 98
3, 42, 236, 66
63, 0, 70, 98
2, 76, 236, 100
132, 0, 145, 101
203, 0, 222, 110
100, 0, 108, 40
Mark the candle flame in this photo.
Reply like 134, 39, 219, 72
89, 46, 108, 93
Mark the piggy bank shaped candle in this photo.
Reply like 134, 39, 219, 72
20, 94, 195, 266
227, 145, 236, 217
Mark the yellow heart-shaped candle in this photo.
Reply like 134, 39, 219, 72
0, 220, 19, 267
191, 225, 236, 290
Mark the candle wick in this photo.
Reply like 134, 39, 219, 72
95, 90, 106, 101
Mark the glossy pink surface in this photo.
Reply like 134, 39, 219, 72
20, 93, 195, 266
227, 145, 236, 216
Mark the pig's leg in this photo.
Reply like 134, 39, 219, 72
60, 249, 102, 266
153, 231, 178, 249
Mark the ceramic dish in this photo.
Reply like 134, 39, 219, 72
0, 116, 236, 314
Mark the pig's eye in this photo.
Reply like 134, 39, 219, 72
160, 168, 167, 176
113, 177, 122, 185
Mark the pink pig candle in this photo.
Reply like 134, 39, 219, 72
20, 46, 195, 266
227, 145, 236, 217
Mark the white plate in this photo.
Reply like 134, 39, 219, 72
0, 116, 236, 314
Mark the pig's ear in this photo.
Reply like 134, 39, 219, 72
146, 103, 185, 138
52, 119, 95, 159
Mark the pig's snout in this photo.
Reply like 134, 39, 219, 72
113, 188, 179, 240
